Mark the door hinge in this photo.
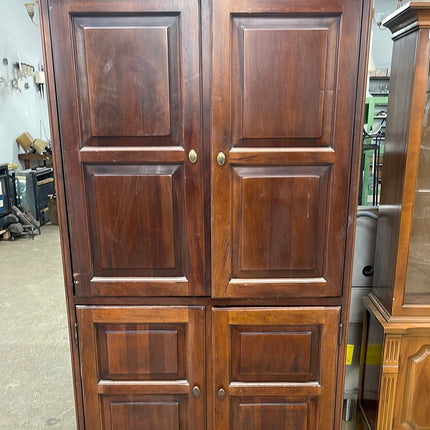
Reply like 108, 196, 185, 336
339, 322, 344, 345
73, 322, 79, 346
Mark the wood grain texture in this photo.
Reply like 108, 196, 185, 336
212, 0, 365, 300
373, 3, 430, 317
77, 306, 205, 430
231, 324, 319, 382
73, 14, 180, 145
47, 0, 205, 297
359, 298, 430, 430
107, 400, 181, 430
233, 16, 338, 145
372, 31, 419, 315
400, 344, 430, 428
235, 401, 309, 430
232, 166, 329, 277
98, 324, 184, 379
40, 0, 370, 428
86, 165, 182, 273
84, 25, 171, 136
212, 307, 340, 430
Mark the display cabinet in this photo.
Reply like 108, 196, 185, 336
359, 3, 430, 429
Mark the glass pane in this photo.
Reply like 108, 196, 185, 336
404, 70, 430, 305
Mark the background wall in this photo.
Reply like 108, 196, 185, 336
371, 0, 399, 71
0, 1, 50, 169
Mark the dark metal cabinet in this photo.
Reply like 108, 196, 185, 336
16, 168, 54, 225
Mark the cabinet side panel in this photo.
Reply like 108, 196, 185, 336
373, 31, 419, 313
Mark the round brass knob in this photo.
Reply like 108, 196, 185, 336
192, 385, 201, 398
189, 149, 198, 164
216, 152, 226, 166
217, 387, 226, 400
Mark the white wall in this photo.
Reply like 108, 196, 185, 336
0, 1, 50, 169
371, 0, 398, 71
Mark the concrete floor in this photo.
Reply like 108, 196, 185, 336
0, 224, 76, 429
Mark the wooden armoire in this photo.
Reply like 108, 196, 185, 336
39, 0, 371, 428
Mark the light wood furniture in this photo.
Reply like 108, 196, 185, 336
359, 3, 430, 429
39, 0, 371, 428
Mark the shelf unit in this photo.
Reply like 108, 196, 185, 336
359, 3, 430, 429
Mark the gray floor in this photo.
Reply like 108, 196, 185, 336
0, 224, 76, 429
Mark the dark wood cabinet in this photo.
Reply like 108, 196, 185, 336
212, 307, 340, 429
77, 306, 205, 429
39, 0, 371, 428
211, 0, 366, 300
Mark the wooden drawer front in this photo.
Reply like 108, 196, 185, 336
77, 306, 205, 430
213, 307, 340, 430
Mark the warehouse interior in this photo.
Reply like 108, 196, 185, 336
1, 1, 429, 429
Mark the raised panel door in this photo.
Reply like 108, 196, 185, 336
211, 0, 366, 298
47, 0, 205, 297
77, 306, 205, 429
390, 334, 430, 430
212, 307, 340, 430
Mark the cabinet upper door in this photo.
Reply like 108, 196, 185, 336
211, 0, 366, 298
47, 0, 205, 297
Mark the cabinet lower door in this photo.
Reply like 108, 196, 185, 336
212, 307, 340, 430
76, 306, 205, 429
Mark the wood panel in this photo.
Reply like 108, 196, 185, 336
393, 335, 430, 430
232, 166, 329, 280
77, 306, 205, 430
232, 399, 310, 430
103, 398, 183, 430
372, 31, 420, 314
74, 16, 177, 140
212, 307, 340, 430
85, 165, 184, 276
231, 325, 319, 383
232, 16, 338, 146
212, 0, 365, 299
401, 344, 430, 428
47, 0, 205, 297
98, 324, 185, 380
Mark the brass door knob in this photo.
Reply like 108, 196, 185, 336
217, 387, 226, 399
216, 152, 226, 165
189, 149, 198, 164
192, 385, 201, 397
